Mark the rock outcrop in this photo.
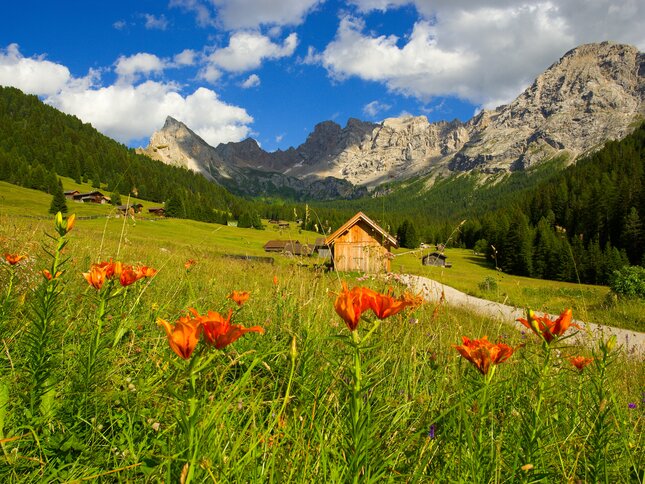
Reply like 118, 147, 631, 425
141, 42, 644, 192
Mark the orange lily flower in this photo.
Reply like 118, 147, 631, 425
453, 336, 515, 375
273, 275, 278, 286
137, 265, 158, 278
65, 214, 76, 233
157, 315, 202, 359
83, 264, 108, 290
569, 355, 593, 371
94, 260, 117, 278
42, 269, 62, 280
184, 259, 196, 270
4, 253, 27, 265
228, 290, 250, 306
517, 308, 578, 343
333, 282, 372, 331
196, 308, 264, 349
119, 265, 141, 287
364, 288, 415, 319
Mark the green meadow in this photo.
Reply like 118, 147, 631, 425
0, 180, 644, 482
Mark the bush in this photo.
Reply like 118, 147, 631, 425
609, 266, 645, 299
478, 276, 498, 292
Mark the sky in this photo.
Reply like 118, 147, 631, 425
1, 1, 644, 152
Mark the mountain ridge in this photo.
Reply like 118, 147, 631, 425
140, 41, 644, 196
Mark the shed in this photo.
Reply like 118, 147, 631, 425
73, 191, 109, 204
422, 252, 452, 268
313, 237, 331, 258
324, 212, 397, 273
263, 240, 289, 252
148, 207, 166, 216
117, 203, 143, 214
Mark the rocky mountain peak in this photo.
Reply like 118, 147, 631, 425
142, 42, 643, 191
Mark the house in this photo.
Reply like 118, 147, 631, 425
263, 240, 312, 256
422, 252, 452, 268
117, 203, 143, 214
313, 237, 331, 258
148, 207, 166, 216
284, 241, 312, 256
324, 211, 398, 273
278, 222, 290, 229
64, 190, 80, 200
72, 191, 109, 204
263, 240, 289, 252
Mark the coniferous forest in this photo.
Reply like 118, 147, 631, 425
1, 85, 644, 285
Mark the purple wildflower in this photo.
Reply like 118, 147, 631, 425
628, 403, 636, 409
428, 424, 436, 439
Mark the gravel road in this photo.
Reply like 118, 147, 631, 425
399, 274, 645, 356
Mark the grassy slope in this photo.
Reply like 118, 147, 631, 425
1, 180, 643, 331
394, 248, 644, 332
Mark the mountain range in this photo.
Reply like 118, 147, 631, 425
139, 42, 644, 199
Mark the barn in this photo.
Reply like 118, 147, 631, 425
422, 252, 452, 268
324, 212, 397, 273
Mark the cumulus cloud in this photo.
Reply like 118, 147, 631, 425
0, 43, 71, 96
0, 44, 253, 147
114, 53, 167, 84
113, 20, 127, 30
363, 100, 391, 118
320, 1, 645, 108
208, 31, 298, 72
173, 49, 197, 66
241, 74, 261, 88
47, 83, 253, 146
171, 0, 321, 30
143, 13, 169, 30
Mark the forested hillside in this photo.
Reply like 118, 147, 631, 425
0, 86, 249, 222
460, 123, 645, 284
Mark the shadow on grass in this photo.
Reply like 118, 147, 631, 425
463, 254, 495, 270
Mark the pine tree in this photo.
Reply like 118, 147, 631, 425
49, 179, 68, 214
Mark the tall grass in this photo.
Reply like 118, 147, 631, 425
0, 214, 643, 482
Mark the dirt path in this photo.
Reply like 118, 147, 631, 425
399, 274, 645, 356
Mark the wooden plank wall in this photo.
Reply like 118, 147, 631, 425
332, 221, 392, 272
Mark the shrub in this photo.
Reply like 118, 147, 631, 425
609, 265, 645, 299
478, 276, 498, 292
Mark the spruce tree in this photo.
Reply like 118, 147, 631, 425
49, 179, 68, 214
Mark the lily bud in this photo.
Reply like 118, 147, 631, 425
606, 335, 617, 352
290, 335, 298, 361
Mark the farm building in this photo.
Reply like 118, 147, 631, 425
422, 252, 452, 268
72, 191, 110, 204
64, 190, 80, 200
263, 240, 312, 256
148, 207, 166, 216
117, 203, 143, 215
313, 237, 331, 258
324, 212, 397, 273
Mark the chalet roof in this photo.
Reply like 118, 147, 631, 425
423, 252, 447, 260
263, 240, 289, 250
75, 191, 104, 197
64, 190, 79, 195
117, 203, 143, 210
148, 207, 165, 212
325, 211, 398, 248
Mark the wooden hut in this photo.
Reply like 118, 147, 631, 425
422, 252, 452, 268
324, 212, 397, 273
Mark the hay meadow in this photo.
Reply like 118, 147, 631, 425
0, 184, 643, 482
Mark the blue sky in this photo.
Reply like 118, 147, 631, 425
1, 1, 644, 152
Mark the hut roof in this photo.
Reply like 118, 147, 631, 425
325, 211, 398, 248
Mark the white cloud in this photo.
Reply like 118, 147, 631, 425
241, 74, 261, 88
198, 64, 222, 83
320, 1, 645, 108
0, 44, 253, 148
171, 0, 321, 30
363, 100, 391, 117
113, 20, 127, 30
0, 44, 71, 96
173, 49, 197, 66
114, 53, 167, 84
47, 83, 253, 146
143, 13, 169, 30
169, 0, 216, 27
275, 133, 284, 142
210, 0, 322, 30
208, 32, 298, 72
